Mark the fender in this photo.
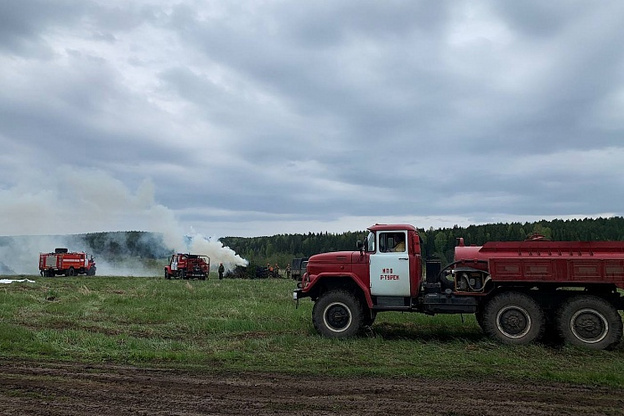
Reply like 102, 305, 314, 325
304, 271, 374, 308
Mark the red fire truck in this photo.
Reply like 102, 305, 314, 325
164, 253, 210, 280
293, 223, 624, 350
39, 248, 96, 277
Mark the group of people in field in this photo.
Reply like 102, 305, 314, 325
266, 263, 291, 279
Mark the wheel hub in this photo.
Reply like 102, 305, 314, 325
571, 309, 608, 343
497, 306, 531, 338
324, 303, 352, 332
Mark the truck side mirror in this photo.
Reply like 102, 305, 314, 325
356, 240, 365, 256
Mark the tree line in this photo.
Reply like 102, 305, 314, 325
48, 217, 624, 271
221, 217, 624, 268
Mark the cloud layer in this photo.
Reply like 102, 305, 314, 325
1, 1, 623, 237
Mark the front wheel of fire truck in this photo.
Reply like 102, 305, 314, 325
557, 296, 623, 350
483, 292, 544, 345
312, 290, 364, 338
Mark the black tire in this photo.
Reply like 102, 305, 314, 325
312, 290, 363, 338
557, 296, 623, 350
65, 267, 75, 277
483, 292, 544, 345
164, 269, 170, 280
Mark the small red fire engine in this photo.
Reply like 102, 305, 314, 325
39, 248, 96, 277
164, 253, 210, 280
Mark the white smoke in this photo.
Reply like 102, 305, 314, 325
0, 165, 248, 276
95, 258, 160, 278
0, 235, 76, 275
186, 232, 248, 271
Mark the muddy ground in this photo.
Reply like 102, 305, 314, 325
0, 359, 622, 415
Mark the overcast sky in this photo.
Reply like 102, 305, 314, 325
1, 1, 623, 239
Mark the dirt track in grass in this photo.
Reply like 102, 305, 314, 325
1, 359, 622, 415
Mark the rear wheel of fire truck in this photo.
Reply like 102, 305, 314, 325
313, 290, 363, 338
556, 295, 623, 350
65, 267, 76, 277
483, 292, 544, 345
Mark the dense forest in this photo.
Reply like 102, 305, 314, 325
221, 217, 624, 268
81, 231, 170, 260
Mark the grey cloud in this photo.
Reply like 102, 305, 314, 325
1, 1, 623, 238
0, 0, 79, 56
490, 1, 598, 38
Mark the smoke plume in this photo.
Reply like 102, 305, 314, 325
0, 166, 248, 276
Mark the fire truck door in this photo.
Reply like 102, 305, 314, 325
370, 231, 410, 297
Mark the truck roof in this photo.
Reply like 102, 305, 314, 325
368, 223, 417, 232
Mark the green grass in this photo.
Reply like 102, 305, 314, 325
2, 275, 624, 387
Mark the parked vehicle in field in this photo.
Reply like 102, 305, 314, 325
165, 253, 210, 280
293, 223, 624, 350
290, 257, 308, 281
39, 248, 96, 277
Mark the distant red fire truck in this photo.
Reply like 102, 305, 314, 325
164, 253, 210, 280
39, 248, 96, 277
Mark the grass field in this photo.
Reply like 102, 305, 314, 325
2, 275, 624, 387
